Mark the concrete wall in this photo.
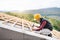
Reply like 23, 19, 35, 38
0, 28, 46, 40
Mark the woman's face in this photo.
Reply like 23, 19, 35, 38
36, 19, 40, 23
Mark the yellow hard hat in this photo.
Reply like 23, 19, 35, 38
34, 13, 41, 20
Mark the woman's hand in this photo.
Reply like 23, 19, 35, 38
32, 27, 40, 31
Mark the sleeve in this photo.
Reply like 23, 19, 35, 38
35, 21, 47, 31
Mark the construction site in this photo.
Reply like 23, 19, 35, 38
0, 13, 60, 40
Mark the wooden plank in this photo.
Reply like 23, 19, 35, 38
0, 13, 39, 31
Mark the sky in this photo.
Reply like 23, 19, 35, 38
0, 0, 60, 11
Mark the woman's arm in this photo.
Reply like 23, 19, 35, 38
33, 21, 46, 31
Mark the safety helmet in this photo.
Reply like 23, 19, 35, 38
34, 13, 41, 20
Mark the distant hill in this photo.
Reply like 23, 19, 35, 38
0, 7, 60, 20
25, 7, 60, 16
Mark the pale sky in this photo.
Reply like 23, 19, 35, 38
0, 0, 60, 11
